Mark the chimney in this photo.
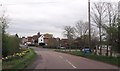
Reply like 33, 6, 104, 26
37, 32, 40, 36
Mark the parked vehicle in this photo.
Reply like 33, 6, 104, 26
60, 47, 65, 49
20, 43, 28, 48
82, 47, 91, 53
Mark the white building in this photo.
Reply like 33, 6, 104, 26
38, 35, 45, 46
21, 37, 27, 44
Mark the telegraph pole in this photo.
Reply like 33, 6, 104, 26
88, 0, 91, 48
118, 1, 120, 54
118, 1, 120, 35
0, 4, 3, 60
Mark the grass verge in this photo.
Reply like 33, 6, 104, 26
0, 60, 2, 71
2, 48, 37, 71
55, 49, 120, 67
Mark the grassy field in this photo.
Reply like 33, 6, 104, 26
2, 48, 37, 71
0, 59, 2, 71
55, 49, 120, 67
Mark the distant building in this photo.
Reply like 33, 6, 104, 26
21, 37, 27, 44
27, 36, 34, 45
60, 39, 69, 47
32, 32, 41, 44
38, 35, 45, 46
21, 32, 41, 46
21, 32, 61, 47
43, 33, 53, 45
38, 33, 60, 47
38, 33, 54, 46
46, 37, 60, 47
44, 33, 53, 38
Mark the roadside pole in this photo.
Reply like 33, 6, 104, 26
88, 0, 91, 49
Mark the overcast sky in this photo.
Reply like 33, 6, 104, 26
0, 0, 119, 38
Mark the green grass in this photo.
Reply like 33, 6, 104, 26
0, 60, 2, 71
2, 48, 37, 71
55, 50, 120, 67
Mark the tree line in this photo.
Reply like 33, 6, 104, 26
63, 2, 119, 56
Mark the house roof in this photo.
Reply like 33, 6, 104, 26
33, 35, 39, 39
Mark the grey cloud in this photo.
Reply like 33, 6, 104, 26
4, 0, 119, 38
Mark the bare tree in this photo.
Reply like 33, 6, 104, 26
91, 2, 107, 55
0, 4, 9, 57
0, 8, 9, 36
102, 2, 118, 56
63, 26, 75, 48
63, 26, 75, 39
74, 21, 89, 47
74, 20, 89, 37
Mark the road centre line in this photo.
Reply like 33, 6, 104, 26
59, 55, 77, 69
59, 56, 63, 59
66, 59, 77, 69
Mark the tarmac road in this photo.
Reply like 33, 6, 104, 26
26, 47, 119, 70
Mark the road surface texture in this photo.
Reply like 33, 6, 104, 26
26, 47, 119, 71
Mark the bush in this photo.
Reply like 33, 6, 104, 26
2, 48, 37, 70
2, 34, 20, 57
2, 49, 30, 61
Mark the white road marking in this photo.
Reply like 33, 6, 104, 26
66, 59, 77, 69
59, 55, 77, 69
59, 56, 63, 59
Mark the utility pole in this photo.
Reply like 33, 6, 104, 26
88, 0, 91, 48
118, 1, 120, 54
118, 1, 120, 32
0, 4, 3, 60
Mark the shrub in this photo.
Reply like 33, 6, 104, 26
2, 34, 20, 57
2, 48, 37, 70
